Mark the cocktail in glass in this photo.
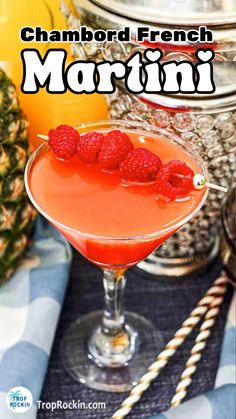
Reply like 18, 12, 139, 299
24, 120, 208, 392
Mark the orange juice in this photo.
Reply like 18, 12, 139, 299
28, 131, 205, 268
22, 90, 108, 150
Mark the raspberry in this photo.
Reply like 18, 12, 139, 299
155, 159, 194, 200
48, 125, 79, 160
120, 148, 162, 182
98, 130, 134, 170
77, 132, 104, 164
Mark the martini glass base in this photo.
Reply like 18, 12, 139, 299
61, 310, 164, 392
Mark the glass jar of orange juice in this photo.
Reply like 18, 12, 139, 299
0, 0, 108, 149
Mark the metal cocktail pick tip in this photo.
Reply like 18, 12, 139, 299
37, 134, 228, 194
192, 173, 228, 194
37, 134, 49, 141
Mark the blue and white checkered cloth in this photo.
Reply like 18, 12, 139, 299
151, 291, 236, 419
0, 217, 72, 418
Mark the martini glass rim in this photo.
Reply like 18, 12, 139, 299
24, 119, 209, 242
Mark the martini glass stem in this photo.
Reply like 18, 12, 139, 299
88, 269, 137, 367
102, 269, 126, 333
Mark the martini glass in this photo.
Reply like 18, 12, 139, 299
25, 120, 208, 392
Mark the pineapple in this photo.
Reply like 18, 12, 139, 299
0, 69, 36, 283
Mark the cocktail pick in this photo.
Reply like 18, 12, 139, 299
37, 134, 228, 194
174, 173, 228, 194
170, 279, 228, 407
37, 134, 48, 141
192, 173, 228, 193
112, 272, 228, 419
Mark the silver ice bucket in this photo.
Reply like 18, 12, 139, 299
61, 0, 236, 275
